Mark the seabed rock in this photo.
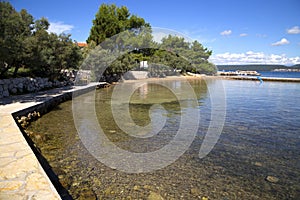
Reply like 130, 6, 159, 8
265, 175, 279, 183
148, 191, 164, 200
17, 111, 41, 128
253, 162, 263, 167
190, 187, 201, 196
78, 188, 97, 199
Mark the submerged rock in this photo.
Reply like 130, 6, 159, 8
133, 185, 140, 190
78, 188, 97, 200
190, 187, 200, 196
253, 162, 263, 167
265, 175, 279, 183
148, 191, 164, 200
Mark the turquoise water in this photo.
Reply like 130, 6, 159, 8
27, 78, 300, 199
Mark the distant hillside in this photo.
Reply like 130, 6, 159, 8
216, 64, 300, 71
292, 64, 300, 68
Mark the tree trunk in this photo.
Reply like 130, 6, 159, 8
13, 65, 20, 77
0, 63, 10, 78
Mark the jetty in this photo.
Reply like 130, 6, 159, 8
223, 76, 300, 82
218, 70, 261, 76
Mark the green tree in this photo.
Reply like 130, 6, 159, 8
30, 26, 82, 79
157, 35, 216, 74
83, 3, 216, 81
84, 3, 154, 80
0, 2, 82, 79
87, 3, 150, 45
0, 2, 34, 77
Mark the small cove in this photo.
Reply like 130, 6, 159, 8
26, 78, 300, 199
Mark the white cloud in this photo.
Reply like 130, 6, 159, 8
239, 33, 248, 37
287, 26, 300, 34
271, 38, 290, 46
209, 51, 300, 65
220, 30, 232, 36
48, 22, 74, 34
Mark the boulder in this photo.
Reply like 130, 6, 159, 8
3, 90, 9, 97
17, 82, 23, 89
3, 79, 10, 84
10, 87, 17, 94
8, 83, 14, 90
3, 84, 8, 90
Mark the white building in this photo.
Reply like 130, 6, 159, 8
140, 61, 148, 69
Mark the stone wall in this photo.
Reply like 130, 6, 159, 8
0, 77, 72, 99
123, 71, 150, 80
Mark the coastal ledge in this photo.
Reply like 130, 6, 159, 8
0, 82, 106, 199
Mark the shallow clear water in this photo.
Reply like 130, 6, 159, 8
27, 78, 300, 199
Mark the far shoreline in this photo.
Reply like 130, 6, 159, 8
121, 74, 300, 83
121, 74, 219, 83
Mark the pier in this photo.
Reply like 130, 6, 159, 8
223, 76, 300, 82
218, 70, 261, 76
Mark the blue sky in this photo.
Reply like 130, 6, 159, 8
10, 0, 300, 65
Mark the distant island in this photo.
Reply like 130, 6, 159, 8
217, 64, 300, 72
273, 68, 300, 72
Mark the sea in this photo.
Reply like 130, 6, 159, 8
26, 76, 300, 199
259, 71, 300, 78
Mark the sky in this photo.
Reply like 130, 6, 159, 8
10, 0, 300, 65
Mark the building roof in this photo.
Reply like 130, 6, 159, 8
77, 42, 88, 47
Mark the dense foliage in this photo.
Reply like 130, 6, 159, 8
84, 4, 216, 80
155, 36, 216, 74
1, 2, 216, 80
0, 2, 82, 79
87, 4, 150, 45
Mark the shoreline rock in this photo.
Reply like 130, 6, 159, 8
0, 77, 73, 99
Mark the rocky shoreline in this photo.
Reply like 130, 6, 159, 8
0, 77, 73, 99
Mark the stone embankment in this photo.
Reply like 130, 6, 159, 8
0, 77, 72, 99
123, 71, 150, 80
0, 82, 105, 199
